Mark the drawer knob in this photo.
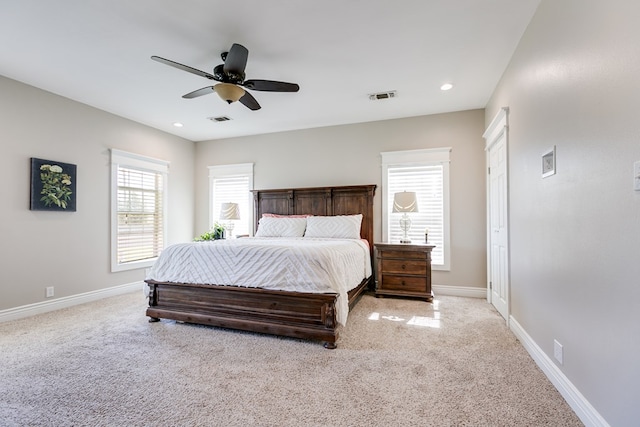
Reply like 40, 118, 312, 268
401, 264, 406, 270
401, 280, 406, 286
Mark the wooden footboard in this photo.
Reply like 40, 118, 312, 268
146, 276, 371, 348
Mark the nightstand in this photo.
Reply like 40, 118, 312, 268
374, 242, 435, 302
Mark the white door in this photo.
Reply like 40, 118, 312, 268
484, 108, 510, 321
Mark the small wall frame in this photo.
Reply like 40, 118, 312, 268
30, 157, 77, 211
542, 146, 556, 178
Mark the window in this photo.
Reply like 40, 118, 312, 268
110, 149, 168, 272
208, 163, 254, 237
381, 148, 451, 270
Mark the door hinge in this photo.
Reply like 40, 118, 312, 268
489, 281, 492, 289
488, 167, 491, 175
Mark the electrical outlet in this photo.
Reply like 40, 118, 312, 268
554, 339, 564, 365
45, 286, 55, 298
634, 161, 640, 191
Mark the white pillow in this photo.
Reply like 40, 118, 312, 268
255, 216, 307, 237
304, 214, 363, 239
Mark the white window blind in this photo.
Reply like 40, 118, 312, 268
111, 149, 168, 272
209, 163, 254, 237
382, 148, 451, 270
387, 165, 444, 263
117, 167, 163, 263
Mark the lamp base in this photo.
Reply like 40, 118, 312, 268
225, 222, 235, 239
399, 213, 412, 244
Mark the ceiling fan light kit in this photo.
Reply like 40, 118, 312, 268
214, 83, 245, 103
151, 43, 299, 111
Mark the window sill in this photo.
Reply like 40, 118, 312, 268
111, 258, 157, 273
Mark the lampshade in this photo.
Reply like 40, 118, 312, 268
214, 83, 245, 103
219, 202, 241, 220
392, 191, 418, 213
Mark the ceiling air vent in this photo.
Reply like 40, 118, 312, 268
208, 116, 232, 122
369, 91, 397, 101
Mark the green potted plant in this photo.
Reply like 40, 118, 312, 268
194, 222, 226, 241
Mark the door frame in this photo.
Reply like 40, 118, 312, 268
483, 107, 510, 323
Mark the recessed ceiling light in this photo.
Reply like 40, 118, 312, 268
440, 83, 454, 91
173, 122, 184, 127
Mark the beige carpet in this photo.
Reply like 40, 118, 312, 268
0, 292, 583, 426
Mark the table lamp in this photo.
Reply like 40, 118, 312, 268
392, 191, 418, 243
219, 202, 240, 238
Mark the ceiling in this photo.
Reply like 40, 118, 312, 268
0, 1, 540, 142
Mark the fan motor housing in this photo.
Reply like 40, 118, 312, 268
214, 64, 244, 84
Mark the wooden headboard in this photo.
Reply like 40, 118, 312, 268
252, 184, 376, 254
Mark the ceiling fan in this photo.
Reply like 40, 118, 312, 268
151, 43, 300, 111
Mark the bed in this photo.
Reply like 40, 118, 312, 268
145, 184, 376, 348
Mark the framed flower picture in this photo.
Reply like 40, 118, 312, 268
30, 158, 77, 211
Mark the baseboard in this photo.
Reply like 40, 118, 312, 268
432, 284, 486, 298
0, 281, 144, 323
509, 316, 610, 427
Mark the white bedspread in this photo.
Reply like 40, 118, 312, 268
146, 237, 372, 325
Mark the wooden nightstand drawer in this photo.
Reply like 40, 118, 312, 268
379, 275, 426, 293
381, 259, 427, 276
379, 250, 427, 260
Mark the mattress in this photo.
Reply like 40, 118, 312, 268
146, 237, 372, 325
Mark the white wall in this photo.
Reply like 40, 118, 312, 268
485, 1, 640, 425
195, 110, 487, 290
0, 76, 195, 311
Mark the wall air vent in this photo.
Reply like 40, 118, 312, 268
369, 91, 397, 101
208, 116, 232, 122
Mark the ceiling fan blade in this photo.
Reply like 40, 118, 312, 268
151, 56, 217, 80
182, 86, 216, 99
223, 43, 249, 76
238, 91, 261, 110
242, 79, 300, 92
